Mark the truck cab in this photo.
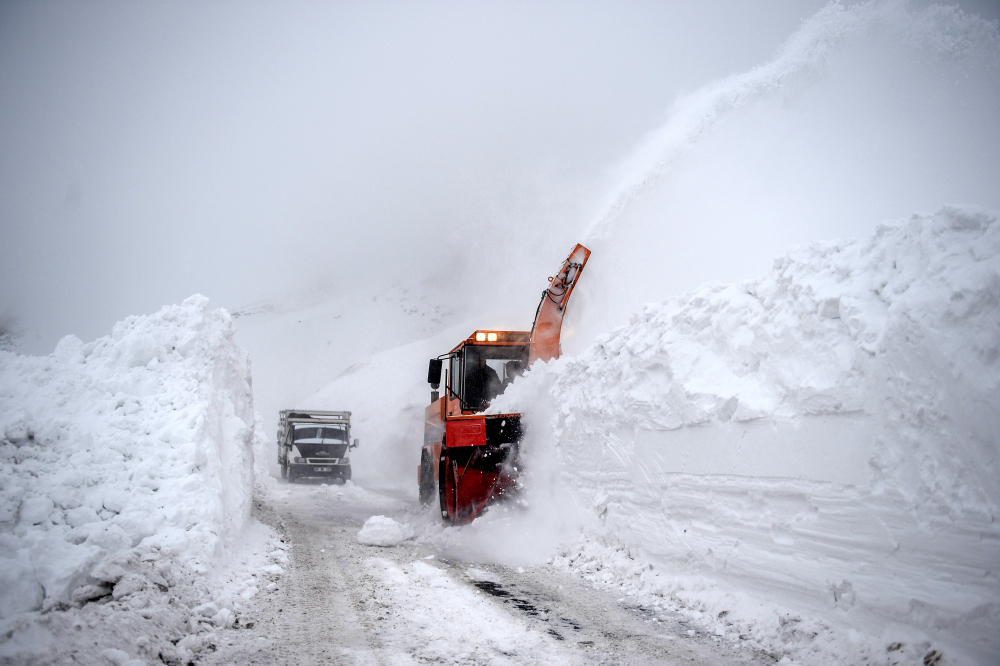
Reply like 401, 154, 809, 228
278, 410, 358, 483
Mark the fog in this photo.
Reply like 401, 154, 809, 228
1, 0, 998, 355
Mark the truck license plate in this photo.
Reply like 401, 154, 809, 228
314, 466, 331, 472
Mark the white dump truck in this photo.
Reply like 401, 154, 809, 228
277, 409, 358, 483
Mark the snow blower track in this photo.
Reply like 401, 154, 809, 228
203, 484, 773, 665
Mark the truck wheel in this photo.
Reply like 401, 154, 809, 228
342, 466, 351, 483
439, 447, 455, 523
287, 466, 297, 484
418, 451, 434, 505
280, 462, 288, 480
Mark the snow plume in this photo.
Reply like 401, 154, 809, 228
586, 1, 1000, 241
492, 206, 1000, 665
567, 1, 1000, 354
0, 295, 255, 622
433, 388, 589, 569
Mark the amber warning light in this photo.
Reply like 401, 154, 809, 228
475, 331, 499, 342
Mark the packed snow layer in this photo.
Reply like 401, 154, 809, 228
365, 557, 576, 665
492, 206, 1000, 665
0, 295, 256, 620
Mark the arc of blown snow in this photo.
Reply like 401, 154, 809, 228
583, 1, 999, 241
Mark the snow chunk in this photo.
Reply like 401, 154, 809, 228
100, 648, 132, 666
356, 515, 413, 547
259, 563, 284, 577
211, 607, 235, 628
191, 601, 219, 618
18, 496, 54, 525
0, 550, 44, 618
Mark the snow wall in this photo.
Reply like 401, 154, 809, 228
0, 295, 255, 619
491, 206, 1000, 665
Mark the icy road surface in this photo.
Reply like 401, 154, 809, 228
203, 482, 772, 665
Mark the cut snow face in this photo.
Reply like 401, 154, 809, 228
0, 295, 255, 619
490, 206, 1000, 666
504, 206, 1000, 511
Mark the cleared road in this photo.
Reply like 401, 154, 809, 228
204, 483, 773, 665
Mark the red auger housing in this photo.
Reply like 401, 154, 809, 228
420, 244, 590, 524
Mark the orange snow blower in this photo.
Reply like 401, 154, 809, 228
420, 244, 590, 524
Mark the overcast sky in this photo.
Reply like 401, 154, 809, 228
2, 0, 999, 354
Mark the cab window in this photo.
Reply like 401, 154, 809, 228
461, 345, 528, 412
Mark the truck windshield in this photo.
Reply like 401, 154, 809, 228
293, 425, 347, 443
462, 345, 528, 412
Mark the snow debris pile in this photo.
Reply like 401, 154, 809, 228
493, 206, 1000, 666
0, 295, 258, 660
357, 515, 414, 547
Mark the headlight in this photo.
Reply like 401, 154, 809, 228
476, 332, 486, 341
294, 457, 304, 463
487, 332, 497, 341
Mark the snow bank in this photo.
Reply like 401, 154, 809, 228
0, 295, 255, 619
545, 205, 1000, 512
492, 206, 1000, 665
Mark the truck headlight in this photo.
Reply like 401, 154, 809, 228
294, 457, 304, 463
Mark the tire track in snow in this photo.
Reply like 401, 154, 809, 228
441, 561, 774, 666
278, 511, 384, 665
201, 488, 387, 665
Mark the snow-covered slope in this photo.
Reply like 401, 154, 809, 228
302, 319, 488, 491
0, 295, 269, 663
232, 284, 466, 482
489, 206, 1000, 666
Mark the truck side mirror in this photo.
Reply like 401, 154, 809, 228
427, 358, 443, 389
352, 439, 359, 449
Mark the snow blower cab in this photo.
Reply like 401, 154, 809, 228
420, 243, 590, 524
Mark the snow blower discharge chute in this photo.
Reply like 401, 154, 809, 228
420, 244, 591, 524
